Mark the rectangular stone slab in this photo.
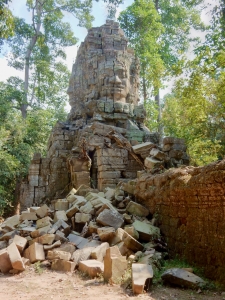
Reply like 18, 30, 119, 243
132, 263, 153, 294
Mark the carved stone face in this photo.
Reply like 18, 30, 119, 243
99, 61, 131, 103
67, 20, 140, 121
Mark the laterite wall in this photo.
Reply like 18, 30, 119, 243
134, 159, 225, 283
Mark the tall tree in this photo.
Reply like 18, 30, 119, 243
162, 1, 225, 165
119, 0, 204, 134
6, 0, 94, 118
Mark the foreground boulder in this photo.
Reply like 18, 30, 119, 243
161, 268, 205, 289
132, 263, 153, 294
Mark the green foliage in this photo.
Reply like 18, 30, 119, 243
163, 2, 225, 166
0, 0, 14, 49
0, 104, 65, 217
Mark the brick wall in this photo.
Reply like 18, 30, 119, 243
134, 159, 225, 283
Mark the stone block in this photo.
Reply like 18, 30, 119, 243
132, 263, 153, 294
51, 259, 75, 272
68, 234, 89, 249
79, 260, 104, 278
38, 234, 55, 245
43, 240, 61, 250
29, 242, 45, 263
12, 235, 27, 253
36, 216, 52, 229
103, 246, 127, 282
36, 204, 50, 218
2, 215, 20, 228
161, 268, 205, 289
144, 157, 162, 169
72, 247, 95, 266
110, 228, 144, 252
7, 242, 25, 271
126, 201, 149, 217
96, 209, 124, 229
133, 220, 160, 241
97, 227, 116, 242
132, 142, 155, 154
75, 213, 91, 223
55, 199, 69, 211
0, 248, 12, 273
104, 188, 115, 201
66, 204, 79, 218
124, 226, 139, 240
91, 242, 109, 262
47, 250, 71, 261
150, 148, 167, 161
20, 212, 37, 221
53, 211, 68, 223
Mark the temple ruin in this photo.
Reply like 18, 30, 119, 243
19, 20, 189, 210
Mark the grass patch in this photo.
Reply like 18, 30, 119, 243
33, 261, 44, 275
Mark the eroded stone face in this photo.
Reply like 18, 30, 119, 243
67, 20, 140, 124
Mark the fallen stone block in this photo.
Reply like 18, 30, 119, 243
104, 246, 127, 282
51, 259, 75, 272
53, 211, 68, 223
38, 234, 55, 245
96, 209, 124, 229
150, 148, 167, 161
57, 243, 76, 254
0, 248, 12, 273
124, 226, 139, 240
66, 204, 79, 218
133, 220, 160, 241
7, 242, 25, 271
91, 242, 109, 262
55, 230, 68, 243
30, 230, 40, 239
68, 234, 89, 249
29, 242, 45, 263
79, 260, 104, 278
126, 201, 149, 217
2, 215, 20, 228
144, 157, 162, 169
55, 199, 69, 211
97, 227, 116, 242
72, 247, 95, 267
161, 268, 205, 289
0, 230, 17, 241
132, 142, 155, 155
36, 216, 53, 229
43, 240, 61, 250
132, 263, 153, 294
20, 212, 37, 221
111, 228, 144, 252
47, 249, 71, 261
36, 204, 50, 218
37, 225, 52, 235
104, 188, 115, 201
75, 213, 91, 223
12, 235, 27, 253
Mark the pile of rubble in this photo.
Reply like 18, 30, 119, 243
0, 185, 205, 294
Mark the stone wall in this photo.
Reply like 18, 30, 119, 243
129, 159, 225, 282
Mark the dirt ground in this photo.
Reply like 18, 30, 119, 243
0, 266, 225, 300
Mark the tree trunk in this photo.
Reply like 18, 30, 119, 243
155, 89, 163, 143
23, 0, 43, 118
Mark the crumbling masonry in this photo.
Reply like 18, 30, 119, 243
19, 20, 189, 210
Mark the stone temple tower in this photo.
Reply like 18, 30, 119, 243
19, 20, 157, 209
